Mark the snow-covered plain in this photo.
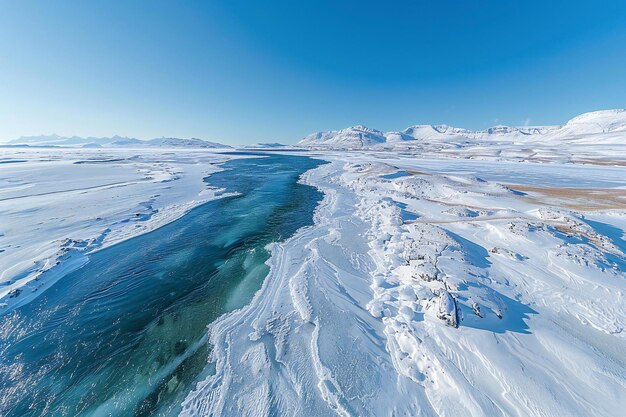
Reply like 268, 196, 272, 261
0, 147, 242, 312
180, 111, 626, 416
2, 109, 625, 416
181, 155, 625, 417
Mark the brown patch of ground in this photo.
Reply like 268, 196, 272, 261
569, 158, 626, 167
507, 184, 626, 210
407, 169, 430, 176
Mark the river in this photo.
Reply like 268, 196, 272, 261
0, 154, 324, 416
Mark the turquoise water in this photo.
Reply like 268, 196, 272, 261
0, 154, 324, 417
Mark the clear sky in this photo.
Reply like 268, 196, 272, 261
1, 1, 626, 144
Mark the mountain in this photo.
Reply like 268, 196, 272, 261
297, 109, 626, 149
561, 109, 626, 134
147, 137, 231, 148
241, 142, 287, 149
299, 125, 387, 149
110, 138, 144, 146
8, 135, 231, 149
9, 134, 134, 146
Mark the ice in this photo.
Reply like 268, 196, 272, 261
2, 110, 625, 416
0, 147, 246, 312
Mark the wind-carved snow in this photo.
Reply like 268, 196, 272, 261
2, 130, 624, 415
341, 162, 625, 416
182, 157, 626, 416
181, 162, 436, 416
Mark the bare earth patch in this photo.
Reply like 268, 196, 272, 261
569, 158, 626, 167
507, 184, 626, 210
407, 169, 431, 176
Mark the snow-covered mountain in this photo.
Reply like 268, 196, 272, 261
9, 134, 133, 146
299, 125, 388, 148
8, 134, 231, 148
147, 137, 231, 148
240, 142, 287, 149
298, 109, 626, 149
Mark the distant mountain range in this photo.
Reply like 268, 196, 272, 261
7, 109, 625, 151
241, 142, 287, 149
7, 134, 232, 149
298, 109, 626, 149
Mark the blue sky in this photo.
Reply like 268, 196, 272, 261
1, 1, 625, 144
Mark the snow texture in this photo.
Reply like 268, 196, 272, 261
181, 153, 626, 416
2, 109, 625, 416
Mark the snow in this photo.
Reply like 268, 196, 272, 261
182, 148, 625, 416
6, 134, 232, 148
562, 109, 626, 134
299, 125, 388, 148
297, 109, 626, 159
2, 109, 625, 416
241, 142, 287, 149
0, 147, 245, 312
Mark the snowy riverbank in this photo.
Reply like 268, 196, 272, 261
1, 144, 624, 416
182, 153, 625, 417
0, 147, 247, 312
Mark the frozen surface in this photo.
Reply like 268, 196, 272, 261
0, 147, 245, 312
355, 155, 626, 188
183, 151, 625, 417
2, 128, 625, 416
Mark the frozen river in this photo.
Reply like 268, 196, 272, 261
0, 154, 324, 416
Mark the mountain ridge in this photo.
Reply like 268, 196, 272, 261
298, 109, 626, 149
8, 135, 232, 148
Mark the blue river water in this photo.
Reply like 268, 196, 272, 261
0, 154, 324, 417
